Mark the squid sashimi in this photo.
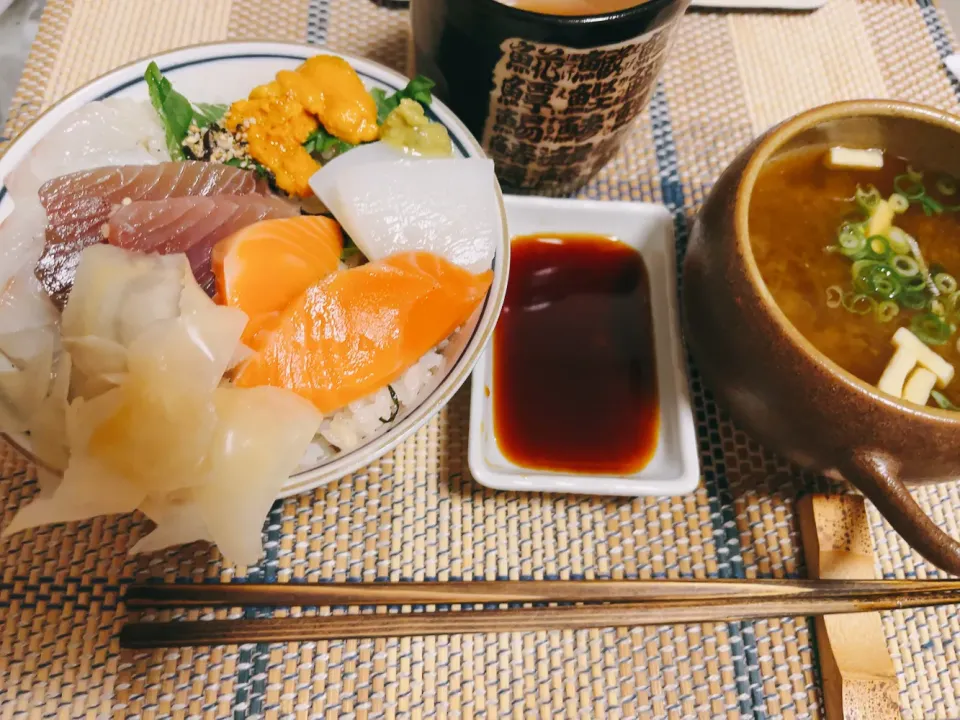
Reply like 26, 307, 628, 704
213, 216, 343, 346
37, 162, 275, 305
107, 194, 298, 294
310, 156, 500, 273
234, 250, 493, 414
0, 99, 167, 298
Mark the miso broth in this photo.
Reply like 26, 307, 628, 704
750, 148, 960, 408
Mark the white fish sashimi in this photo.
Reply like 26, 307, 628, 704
311, 156, 500, 273
6, 99, 168, 202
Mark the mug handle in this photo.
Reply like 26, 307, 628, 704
842, 448, 960, 575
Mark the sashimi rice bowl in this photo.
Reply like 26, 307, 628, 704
0, 49, 507, 565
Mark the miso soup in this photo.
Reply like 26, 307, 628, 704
750, 148, 960, 409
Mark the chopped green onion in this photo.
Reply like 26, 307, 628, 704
931, 390, 960, 411
862, 263, 901, 299
894, 173, 926, 200
904, 275, 928, 294
825, 285, 844, 309
935, 272, 958, 294
932, 298, 947, 316
911, 312, 952, 345
855, 184, 882, 213
906, 165, 923, 181
947, 290, 960, 314
837, 224, 867, 256
936, 175, 957, 196
867, 235, 891, 259
922, 195, 944, 215
875, 300, 899, 323
851, 259, 879, 289
842, 292, 875, 315
891, 254, 920, 278
887, 226, 912, 254
888, 193, 910, 213
901, 291, 929, 309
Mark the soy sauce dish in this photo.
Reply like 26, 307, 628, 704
468, 197, 699, 496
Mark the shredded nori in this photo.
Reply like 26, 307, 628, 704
379, 386, 400, 423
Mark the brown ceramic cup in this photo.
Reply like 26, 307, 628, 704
684, 100, 960, 575
410, 0, 690, 195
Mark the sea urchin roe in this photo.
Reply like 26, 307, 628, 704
225, 55, 379, 197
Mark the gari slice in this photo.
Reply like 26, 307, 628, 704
310, 157, 499, 273
2, 390, 146, 537
234, 250, 492, 413
131, 386, 320, 565
212, 216, 343, 346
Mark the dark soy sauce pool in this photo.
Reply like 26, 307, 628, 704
492, 234, 659, 474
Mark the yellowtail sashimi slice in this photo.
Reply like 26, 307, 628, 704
0, 99, 166, 297
311, 157, 500, 273
108, 195, 298, 294
37, 161, 275, 306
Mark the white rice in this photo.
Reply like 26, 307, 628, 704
318, 347, 446, 452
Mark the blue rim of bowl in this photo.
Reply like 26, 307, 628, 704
0, 52, 470, 202
0, 45, 502, 482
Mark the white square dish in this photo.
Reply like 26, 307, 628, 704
468, 196, 700, 497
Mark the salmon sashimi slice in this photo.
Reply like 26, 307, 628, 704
233, 250, 493, 413
37, 162, 278, 306
212, 216, 344, 346
107, 195, 298, 295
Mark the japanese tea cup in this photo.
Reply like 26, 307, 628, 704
411, 0, 690, 195
684, 99, 960, 575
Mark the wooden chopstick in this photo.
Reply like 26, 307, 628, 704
123, 577, 960, 609
119, 578, 960, 648
120, 585, 960, 648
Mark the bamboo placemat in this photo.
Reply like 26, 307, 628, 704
2, 0, 960, 717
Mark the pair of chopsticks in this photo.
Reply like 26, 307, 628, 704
120, 578, 960, 648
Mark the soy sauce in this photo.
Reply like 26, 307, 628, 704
492, 234, 659, 474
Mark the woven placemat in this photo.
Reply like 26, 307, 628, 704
2, 0, 960, 717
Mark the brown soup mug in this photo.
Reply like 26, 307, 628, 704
684, 99, 960, 575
